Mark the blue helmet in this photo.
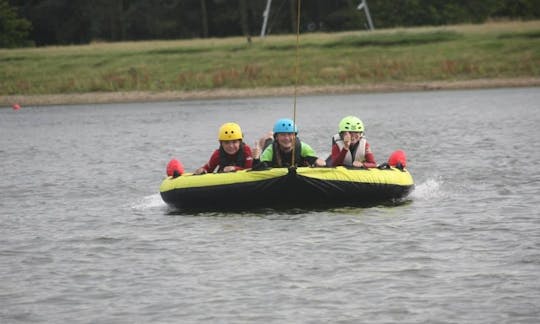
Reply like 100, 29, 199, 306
273, 118, 298, 134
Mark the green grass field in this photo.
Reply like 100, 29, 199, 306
1, 20, 539, 96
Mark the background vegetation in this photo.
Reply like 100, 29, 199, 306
1, 21, 539, 97
2, 0, 540, 47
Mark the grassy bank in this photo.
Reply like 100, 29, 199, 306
1, 20, 539, 105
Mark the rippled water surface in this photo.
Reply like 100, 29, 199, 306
1, 88, 540, 323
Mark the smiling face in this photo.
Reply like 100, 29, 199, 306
276, 133, 296, 152
220, 140, 241, 155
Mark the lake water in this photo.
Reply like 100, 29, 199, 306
1, 87, 539, 323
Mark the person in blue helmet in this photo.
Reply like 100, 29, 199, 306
252, 118, 325, 169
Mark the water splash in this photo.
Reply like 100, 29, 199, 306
131, 194, 165, 210
411, 177, 446, 200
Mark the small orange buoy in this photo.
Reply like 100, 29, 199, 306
166, 159, 184, 178
12, 103, 21, 110
388, 150, 407, 168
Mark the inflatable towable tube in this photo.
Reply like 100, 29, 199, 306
160, 165, 414, 211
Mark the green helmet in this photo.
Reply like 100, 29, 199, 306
338, 116, 364, 132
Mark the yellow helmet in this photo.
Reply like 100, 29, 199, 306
218, 122, 243, 141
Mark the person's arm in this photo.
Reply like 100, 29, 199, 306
300, 142, 325, 167
260, 145, 273, 163
251, 159, 268, 170
194, 150, 219, 174
252, 145, 273, 170
363, 142, 377, 168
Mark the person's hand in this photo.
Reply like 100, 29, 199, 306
194, 167, 207, 175
252, 140, 261, 159
352, 161, 364, 168
258, 131, 273, 149
343, 132, 351, 150
314, 158, 326, 167
223, 166, 236, 172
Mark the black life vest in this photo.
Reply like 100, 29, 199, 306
271, 138, 306, 167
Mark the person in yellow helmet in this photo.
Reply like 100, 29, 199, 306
194, 122, 253, 174
330, 116, 377, 168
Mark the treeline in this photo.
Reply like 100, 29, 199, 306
2, 0, 540, 47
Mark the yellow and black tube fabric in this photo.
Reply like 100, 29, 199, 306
159, 166, 414, 211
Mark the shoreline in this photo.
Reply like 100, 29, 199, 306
2, 77, 539, 107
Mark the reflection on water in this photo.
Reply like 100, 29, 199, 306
1, 87, 540, 323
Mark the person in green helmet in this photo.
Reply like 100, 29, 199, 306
252, 118, 325, 169
329, 116, 377, 168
